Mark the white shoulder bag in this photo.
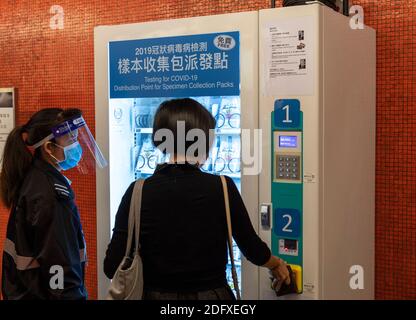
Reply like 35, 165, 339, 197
107, 179, 145, 300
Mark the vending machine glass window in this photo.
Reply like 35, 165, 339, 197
108, 95, 242, 295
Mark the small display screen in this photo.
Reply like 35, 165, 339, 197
284, 239, 298, 250
279, 135, 297, 148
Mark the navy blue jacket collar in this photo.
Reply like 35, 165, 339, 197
33, 158, 71, 189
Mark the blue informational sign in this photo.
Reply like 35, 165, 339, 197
109, 32, 240, 98
274, 99, 301, 129
274, 208, 301, 238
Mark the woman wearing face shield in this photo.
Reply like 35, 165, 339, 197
0, 108, 107, 300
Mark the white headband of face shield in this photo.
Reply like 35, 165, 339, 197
30, 133, 55, 149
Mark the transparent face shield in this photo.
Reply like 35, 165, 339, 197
32, 116, 108, 174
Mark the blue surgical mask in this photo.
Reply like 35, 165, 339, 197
56, 141, 83, 171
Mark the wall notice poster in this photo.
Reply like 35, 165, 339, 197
109, 31, 240, 99
0, 88, 15, 159
263, 16, 314, 96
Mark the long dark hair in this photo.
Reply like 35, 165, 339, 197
0, 108, 81, 208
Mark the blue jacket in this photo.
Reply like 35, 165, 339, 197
1, 158, 87, 300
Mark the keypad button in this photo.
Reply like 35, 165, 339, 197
276, 155, 301, 180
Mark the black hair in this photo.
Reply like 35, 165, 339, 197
0, 108, 81, 208
152, 98, 215, 159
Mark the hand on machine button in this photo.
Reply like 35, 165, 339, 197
268, 257, 291, 291
271, 263, 299, 296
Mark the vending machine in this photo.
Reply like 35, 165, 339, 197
95, 4, 375, 300
258, 6, 375, 299
95, 11, 259, 299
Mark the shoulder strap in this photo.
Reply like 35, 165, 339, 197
220, 175, 241, 300
125, 179, 145, 257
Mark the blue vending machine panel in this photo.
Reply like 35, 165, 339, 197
271, 99, 303, 294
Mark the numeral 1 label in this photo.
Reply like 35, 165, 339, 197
274, 99, 300, 129
282, 105, 292, 123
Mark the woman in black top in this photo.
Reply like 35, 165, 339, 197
104, 98, 290, 299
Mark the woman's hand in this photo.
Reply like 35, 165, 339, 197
270, 259, 291, 291
271, 258, 291, 284
263, 255, 291, 291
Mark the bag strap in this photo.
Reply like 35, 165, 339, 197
125, 179, 145, 257
220, 175, 241, 300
